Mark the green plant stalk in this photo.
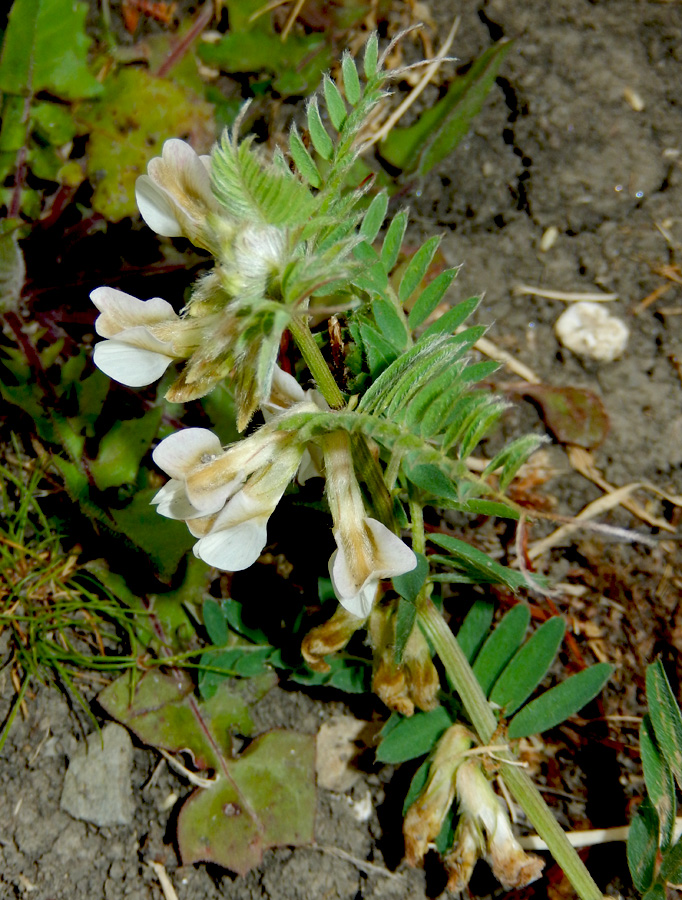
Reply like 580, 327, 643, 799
418, 599, 604, 900
288, 315, 396, 530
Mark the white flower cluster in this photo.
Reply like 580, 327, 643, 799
90, 140, 417, 617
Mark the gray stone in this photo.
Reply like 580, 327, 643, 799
60, 723, 134, 826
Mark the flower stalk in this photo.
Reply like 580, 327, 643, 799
417, 599, 605, 900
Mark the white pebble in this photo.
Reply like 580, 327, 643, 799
554, 301, 629, 362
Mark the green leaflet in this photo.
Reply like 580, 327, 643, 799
646, 660, 682, 792
456, 599, 494, 663
641, 714, 676, 851
472, 604, 531, 697
489, 617, 566, 716
627, 797, 659, 893
376, 706, 454, 763
428, 533, 529, 593
507, 662, 614, 739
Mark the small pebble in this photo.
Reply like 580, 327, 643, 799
554, 301, 629, 362
60, 723, 134, 827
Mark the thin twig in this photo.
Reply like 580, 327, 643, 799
520, 817, 682, 851
513, 285, 618, 302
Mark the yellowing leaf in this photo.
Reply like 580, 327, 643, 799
78, 68, 215, 222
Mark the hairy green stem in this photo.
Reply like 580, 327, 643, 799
289, 316, 345, 410
418, 599, 604, 900
289, 316, 396, 530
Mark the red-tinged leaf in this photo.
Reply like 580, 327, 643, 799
178, 731, 316, 873
99, 671, 315, 874
512, 384, 609, 449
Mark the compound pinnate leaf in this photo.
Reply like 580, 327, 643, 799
646, 660, 682, 793
99, 671, 314, 875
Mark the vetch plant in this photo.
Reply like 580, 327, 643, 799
89, 33, 615, 896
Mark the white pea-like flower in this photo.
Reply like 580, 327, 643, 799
91, 287, 191, 387
135, 139, 220, 250
323, 430, 417, 618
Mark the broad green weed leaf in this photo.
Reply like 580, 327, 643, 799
379, 41, 512, 175
473, 604, 530, 697
507, 662, 613, 739
0, 0, 102, 99
78, 68, 214, 221
99, 671, 314, 875
642, 887, 666, 900
110, 488, 194, 579
89, 407, 163, 491
199, 30, 331, 97
646, 660, 682, 792
456, 598, 494, 663
641, 714, 676, 851
0, 230, 25, 314
489, 617, 565, 716
376, 705, 453, 763
627, 797, 659, 893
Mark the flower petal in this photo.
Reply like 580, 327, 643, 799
365, 518, 417, 579
90, 287, 178, 337
193, 518, 268, 570
151, 479, 200, 520
93, 341, 175, 386
329, 549, 377, 619
135, 174, 184, 237
152, 428, 223, 480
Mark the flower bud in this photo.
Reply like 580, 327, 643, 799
403, 725, 474, 867
301, 606, 365, 673
455, 759, 545, 890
